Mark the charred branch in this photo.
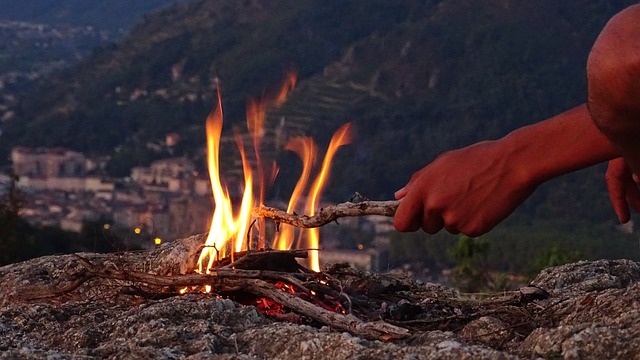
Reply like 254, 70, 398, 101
219, 249, 310, 272
245, 278, 409, 341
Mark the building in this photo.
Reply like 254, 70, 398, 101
12, 147, 87, 178
131, 157, 195, 191
16, 176, 114, 192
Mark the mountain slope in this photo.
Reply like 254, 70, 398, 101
0, 0, 185, 33
0, 0, 191, 135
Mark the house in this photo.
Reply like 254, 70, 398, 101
131, 157, 195, 192
11, 147, 87, 178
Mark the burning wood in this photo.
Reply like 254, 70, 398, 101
12, 235, 554, 348
17, 247, 410, 341
2, 249, 636, 358
254, 200, 400, 228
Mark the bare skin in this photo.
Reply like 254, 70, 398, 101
588, 5, 640, 223
394, 5, 640, 236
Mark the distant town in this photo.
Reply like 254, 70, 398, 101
3, 140, 213, 245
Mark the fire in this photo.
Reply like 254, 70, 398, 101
304, 123, 352, 271
196, 73, 352, 274
197, 88, 254, 273
272, 137, 316, 251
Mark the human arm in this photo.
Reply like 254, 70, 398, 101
393, 104, 620, 236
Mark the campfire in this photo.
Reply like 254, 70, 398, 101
181, 74, 409, 339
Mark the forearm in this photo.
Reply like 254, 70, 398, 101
502, 104, 620, 184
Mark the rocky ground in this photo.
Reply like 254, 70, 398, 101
0, 234, 639, 359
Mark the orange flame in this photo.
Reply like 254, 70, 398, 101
304, 123, 352, 271
197, 87, 254, 273
196, 73, 351, 275
273, 72, 297, 107
246, 72, 297, 247
272, 137, 317, 250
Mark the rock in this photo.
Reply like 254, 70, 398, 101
460, 316, 509, 348
1, 239, 640, 359
531, 259, 640, 294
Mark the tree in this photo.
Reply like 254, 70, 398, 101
0, 175, 26, 265
449, 235, 491, 292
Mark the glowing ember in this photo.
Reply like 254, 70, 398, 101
196, 74, 351, 274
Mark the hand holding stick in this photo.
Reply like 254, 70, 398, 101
253, 200, 399, 228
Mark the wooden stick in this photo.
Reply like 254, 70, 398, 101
254, 200, 399, 228
220, 249, 309, 271
245, 278, 409, 341
17, 255, 321, 300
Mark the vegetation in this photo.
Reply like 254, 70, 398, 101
528, 244, 583, 276
448, 236, 491, 292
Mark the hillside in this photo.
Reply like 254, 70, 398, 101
0, 0, 185, 33
0, 1, 188, 78
0, 0, 189, 130
1, 0, 639, 267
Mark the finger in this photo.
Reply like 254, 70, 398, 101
444, 224, 460, 235
393, 197, 423, 232
422, 207, 444, 234
395, 170, 424, 200
441, 212, 460, 234
421, 209, 444, 234
626, 180, 640, 214
606, 159, 630, 223
609, 179, 630, 223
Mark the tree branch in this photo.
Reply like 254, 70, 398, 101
245, 278, 409, 341
254, 200, 399, 228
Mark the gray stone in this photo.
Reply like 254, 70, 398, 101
2, 242, 640, 359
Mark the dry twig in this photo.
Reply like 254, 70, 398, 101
254, 200, 399, 228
